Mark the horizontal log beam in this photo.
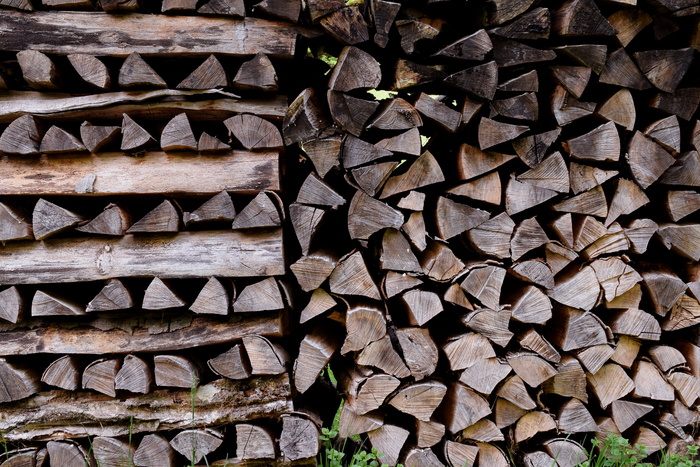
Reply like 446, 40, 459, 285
0, 312, 284, 355
0, 11, 298, 57
0, 374, 292, 441
0, 90, 287, 124
0, 151, 280, 195
0, 230, 284, 284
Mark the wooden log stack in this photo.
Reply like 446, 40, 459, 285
0, 0, 700, 465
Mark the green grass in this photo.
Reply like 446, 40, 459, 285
578, 434, 700, 467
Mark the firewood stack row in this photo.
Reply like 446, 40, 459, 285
0, 1, 331, 466
281, 0, 700, 465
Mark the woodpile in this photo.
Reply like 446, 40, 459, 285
0, 0, 699, 465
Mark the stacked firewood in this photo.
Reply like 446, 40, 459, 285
0, 2, 330, 466
281, 0, 700, 466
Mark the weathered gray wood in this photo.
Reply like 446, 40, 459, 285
0, 91, 287, 124
0, 229, 283, 284
0, 11, 298, 58
0, 313, 282, 356
0, 151, 279, 196
0, 374, 292, 441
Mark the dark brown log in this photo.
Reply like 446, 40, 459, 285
608, 8, 652, 47
492, 7, 550, 40
83, 358, 120, 396
492, 36, 556, 67
457, 143, 515, 180
634, 48, 693, 93
328, 46, 380, 93
380, 151, 444, 199
434, 196, 489, 240
414, 93, 461, 132
433, 29, 492, 60
255, 0, 300, 22
299, 289, 336, 324
446, 172, 501, 205
328, 91, 378, 137
79, 122, 121, 153
498, 69, 539, 92
396, 18, 439, 54
134, 434, 176, 467
367, 98, 422, 131
347, 190, 403, 241
225, 114, 283, 150
551, 85, 595, 126
302, 135, 342, 178
320, 7, 369, 45
551, 66, 590, 99
170, 429, 223, 465
489, 92, 538, 121
512, 128, 561, 168
283, 88, 329, 146
67, 54, 110, 90
162, 0, 196, 13
0, 0, 32, 10
445, 61, 498, 100
649, 88, 700, 121
160, 112, 197, 151
516, 151, 569, 194
197, 0, 244, 16
370, 0, 400, 47
297, 173, 346, 208
486, 0, 535, 25
553, 0, 616, 36
599, 48, 651, 90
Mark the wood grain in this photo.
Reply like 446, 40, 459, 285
0, 11, 298, 57
0, 230, 284, 284
0, 151, 279, 195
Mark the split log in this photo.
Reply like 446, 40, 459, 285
160, 113, 197, 151
127, 200, 180, 233
154, 355, 200, 388
283, 88, 329, 146
548, 307, 607, 351
514, 412, 557, 443
143, 278, 186, 310
32, 199, 84, 240
491, 36, 556, 67
80, 123, 121, 153
190, 277, 230, 315
0, 359, 40, 403
320, 7, 370, 45
68, 54, 110, 90
341, 304, 385, 354
236, 424, 276, 459
599, 48, 651, 90
291, 250, 338, 292
542, 439, 588, 467
611, 400, 654, 432
460, 357, 512, 395
441, 381, 491, 433
114, 354, 152, 394
92, 437, 135, 467
170, 429, 223, 464
86, 279, 134, 312
445, 61, 498, 100
118, 53, 167, 89
357, 336, 410, 379
543, 356, 587, 401
279, 415, 320, 461
208, 344, 251, 380
461, 265, 506, 309
0, 203, 32, 242
225, 114, 283, 150
77, 204, 131, 236
415, 420, 444, 448
294, 325, 340, 393
243, 335, 288, 375
0, 11, 298, 57
367, 98, 422, 131
628, 131, 675, 189
0, 116, 43, 154
551, 85, 595, 125
17, 50, 60, 90
234, 277, 284, 313
32, 291, 85, 317
121, 113, 155, 151
232, 192, 282, 229
587, 363, 635, 408
367, 425, 409, 467
83, 358, 120, 396
184, 192, 236, 226
396, 327, 438, 380
596, 89, 635, 131
462, 307, 513, 347
46, 441, 94, 467
40, 126, 86, 153
634, 48, 693, 93
499, 70, 539, 92
134, 434, 176, 467
0, 375, 292, 441
434, 196, 489, 240
505, 176, 558, 215
336, 403, 383, 438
